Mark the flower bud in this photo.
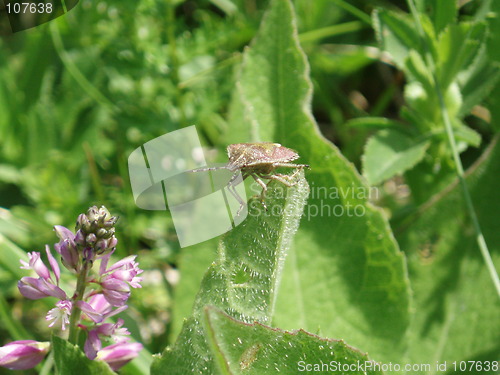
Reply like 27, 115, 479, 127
74, 229, 86, 246
0, 340, 50, 370
96, 228, 108, 238
86, 233, 97, 245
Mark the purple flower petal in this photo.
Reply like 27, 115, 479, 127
18, 277, 49, 300
96, 342, 142, 371
76, 300, 103, 323
45, 245, 60, 284
53, 225, 74, 241
36, 278, 67, 300
0, 340, 50, 370
84, 330, 101, 360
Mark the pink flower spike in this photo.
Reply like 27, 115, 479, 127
45, 245, 60, 284
0, 340, 50, 370
76, 300, 103, 323
96, 342, 143, 371
46, 300, 72, 330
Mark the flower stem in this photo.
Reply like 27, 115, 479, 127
68, 260, 92, 344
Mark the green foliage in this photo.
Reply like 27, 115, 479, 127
371, 3, 500, 196
363, 129, 430, 185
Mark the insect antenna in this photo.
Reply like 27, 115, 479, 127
189, 165, 230, 173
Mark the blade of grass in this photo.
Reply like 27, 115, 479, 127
329, 0, 372, 25
299, 21, 367, 43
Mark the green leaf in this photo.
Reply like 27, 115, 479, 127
395, 138, 500, 370
405, 49, 434, 95
226, 0, 410, 363
345, 117, 410, 131
203, 306, 383, 375
362, 129, 430, 185
372, 8, 423, 68
457, 47, 500, 117
151, 174, 310, 374
454, 122, 481, 148
432, 0, 457, 33
436, 22, 486, 90
52, 336, 115, 375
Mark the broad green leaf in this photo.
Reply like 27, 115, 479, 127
151, 174, 310, 374
52, 336, 115, 375
203, 306, 383, 375
362, 129, 430, 185
226, 0, 410, 363
396, 138, 500, 371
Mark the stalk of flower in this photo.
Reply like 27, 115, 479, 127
0, 206, 143, 372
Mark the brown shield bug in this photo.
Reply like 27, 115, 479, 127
191, 142, 309, 214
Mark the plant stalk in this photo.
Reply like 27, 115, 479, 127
68, 260, 92, 344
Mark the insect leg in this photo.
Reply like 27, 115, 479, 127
260, 173, 297, 187
226, 172, 248, 216
189, 165, 229, 173
250, 174, 269, 210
